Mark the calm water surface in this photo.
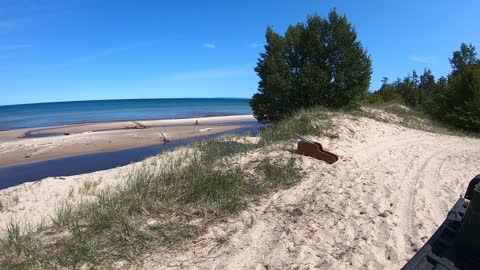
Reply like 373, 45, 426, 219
0, 98, 252, 131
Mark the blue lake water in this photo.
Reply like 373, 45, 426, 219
0, 98, 252, 131
0, 125, 261, 190
0, 98, 258, 189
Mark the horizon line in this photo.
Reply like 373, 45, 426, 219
0, 97, 253, 107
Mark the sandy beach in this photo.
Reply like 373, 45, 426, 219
0, 115, 256, 168
0, 110, 479, 269
141, 115, 480, 269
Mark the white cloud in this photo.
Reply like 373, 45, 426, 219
203, 42, 216, 49
248, 42, 263, 48
409, 55, 435, 64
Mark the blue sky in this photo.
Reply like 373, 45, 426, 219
1, 0, 479, 106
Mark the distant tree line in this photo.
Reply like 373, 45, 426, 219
367, 43, 480, 131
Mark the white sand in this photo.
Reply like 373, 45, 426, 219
1, 113, 479, 269
143, 116, 480, 269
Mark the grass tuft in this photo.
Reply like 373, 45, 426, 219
256, 157, 302, 190
195, 139, 257, 165
0, 136, 303, 269
259, 107, 336, 145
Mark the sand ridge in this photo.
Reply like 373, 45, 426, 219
141, 116, 480, 269
0, 114, 479, 269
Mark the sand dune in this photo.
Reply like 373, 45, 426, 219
1, 113, 479, 269
142, 116, 480, 269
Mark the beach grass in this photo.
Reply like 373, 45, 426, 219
348, 103, 480, 138
0, 136, 302, 269
259, 107, 337, 145
0, 107, 337, 269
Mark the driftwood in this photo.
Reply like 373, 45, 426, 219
132, 121, 146, 129
160, 132, 169, 143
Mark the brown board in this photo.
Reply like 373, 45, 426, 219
297, 141, 339, 164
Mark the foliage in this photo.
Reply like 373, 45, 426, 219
250, 10, 372, 123
367, 68, 441, 109
439, 64, 480, 130
368, 43, 480, 132
258, 107, 336, 145
449, 43, 480, 73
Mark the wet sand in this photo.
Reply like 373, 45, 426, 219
0, 115, 256, 167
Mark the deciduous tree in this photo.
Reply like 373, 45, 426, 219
250, 10, 372, 123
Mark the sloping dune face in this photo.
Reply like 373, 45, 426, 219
143, 116, 480, 269
1, 114, 479, 269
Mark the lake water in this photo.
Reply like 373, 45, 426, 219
0, 98, 252, 131
0, 125, 260, 190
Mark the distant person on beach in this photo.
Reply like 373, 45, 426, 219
195, 120, 198, 126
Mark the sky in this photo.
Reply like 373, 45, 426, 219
1, 0, 480, 106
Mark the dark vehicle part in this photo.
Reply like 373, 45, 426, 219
402, 175, 480, 270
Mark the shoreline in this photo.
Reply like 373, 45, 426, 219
0, 115, 257, 168
0, 124, 259, 190
1, 114, 256, 139
0, 98, 253, 132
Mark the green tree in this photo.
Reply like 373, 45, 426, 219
249, 27, 293, 123
433, 44, 480, 130
372, 77, 404, 104
442, 65, 480, 130
418, 68, 436, 107
399, 75, 417, 107
381, 77, 389, 85
449, 43, 479, 73
436, 76, 448, 94
250, 10, 372, 123
431, 76, 447, 111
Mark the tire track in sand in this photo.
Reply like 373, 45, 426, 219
399, 144, 454, 253
352, 135, 455, 255
351, 135, 425, 164
427, 146, 480, 224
